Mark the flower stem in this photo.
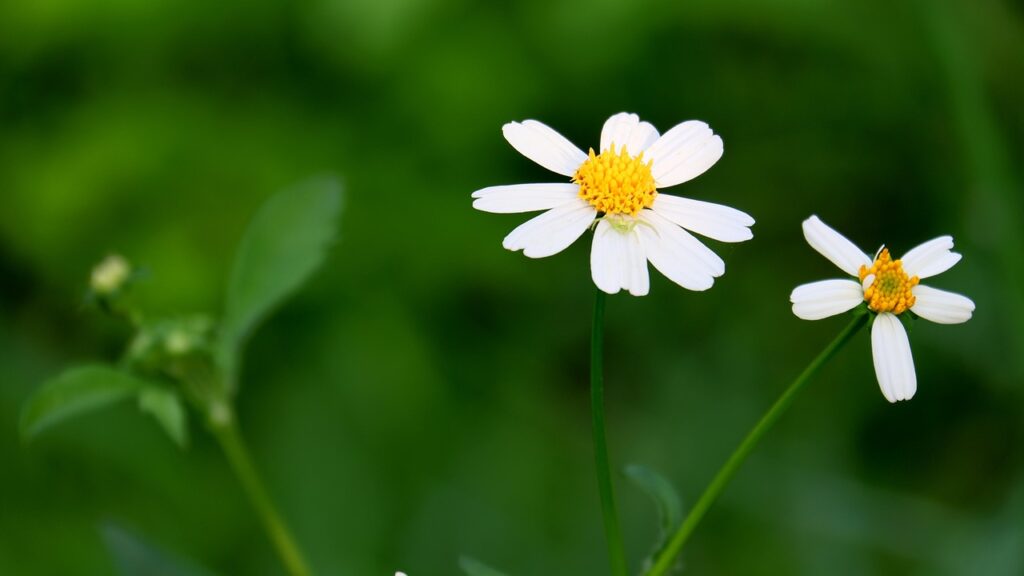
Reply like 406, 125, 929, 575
212, 416, 312, 576
645, 313, 869, 576
591, 289, 628, 576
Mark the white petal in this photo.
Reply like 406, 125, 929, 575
643, 121, 723, 188
871, 313, 917, 403
900, 235, 962, 279
635, 209, 724, 291
502, 120, 588, 177
802, 215, 872, 277
599, 112, 660, 156
911, 285, 975, 324
472, 183, 579, 214
650, 194, 754, 243
590, 219, 649, 296
502, 199, 596, 258
861, 274, 875, 292
790, 279, 865, 320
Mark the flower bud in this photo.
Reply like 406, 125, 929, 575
90, 254, 131, 296
164, 329, 193, 355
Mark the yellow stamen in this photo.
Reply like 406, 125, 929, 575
858, 248, 919, 314
573, 144, 657, 217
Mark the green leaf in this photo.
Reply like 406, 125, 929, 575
20, 365, 151, 441
138, 386, 189, 448
624, 464, 683, 573
459, 556, 509, 576
101, 521, 220, 576
218, 176, 342, 386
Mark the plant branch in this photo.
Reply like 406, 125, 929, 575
212, 415, 312, 576
646, 313, 869, 576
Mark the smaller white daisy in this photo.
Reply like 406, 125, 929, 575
791, 215, 975, 402
472, 112, 754, 295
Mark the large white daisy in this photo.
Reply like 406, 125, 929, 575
791, 215, 975, 402
472, 112, 754, 295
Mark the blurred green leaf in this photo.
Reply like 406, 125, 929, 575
20, 365, 151, 441
138, 386, 189, 449
624, 464, 683, 573
459, 556, 509, 576
218, 176, 342, 386
101, 521, 219, 576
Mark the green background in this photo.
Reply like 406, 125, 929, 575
2, 0, 1022, 574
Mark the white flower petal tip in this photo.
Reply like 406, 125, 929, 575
912, 285, 975, 324
502, 200, 597, 258
901, 235, 962, 279
801, 215, 872, 277
871, 313, 917, 403
645, 121, 723, 188
502, 120, 587, 177
790, 279, 864, 320
471, 183, 579, 214
637, 210, 721, 291
651, 195, 754, 243
590, 220, 650, 296
600, 112, 660, 156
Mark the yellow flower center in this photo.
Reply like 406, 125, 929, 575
858, 248, 919, 314
573, 145, 657, 216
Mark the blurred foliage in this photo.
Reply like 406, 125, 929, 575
1, 0, 1022, 575
20, 365, 150, 440
623, 464, 683, 573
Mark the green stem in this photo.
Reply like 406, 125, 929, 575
646, 313, 868, 576
591, 289, 628, 576
98, 297, 142, 329
213, 416, 312, 576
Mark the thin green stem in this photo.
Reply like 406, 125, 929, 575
97, 296, 143, 329
646, 313, 868, 576
591, 289, 628, 576
213, 416, 312, 576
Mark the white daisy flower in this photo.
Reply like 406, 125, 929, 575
791, 215, 976, 402
472, 112, 754, 296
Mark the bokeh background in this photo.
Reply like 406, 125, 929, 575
2, 0, 1022, 574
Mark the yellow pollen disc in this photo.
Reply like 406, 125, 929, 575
858, 248, 919, 314
573, 144, 657, 217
